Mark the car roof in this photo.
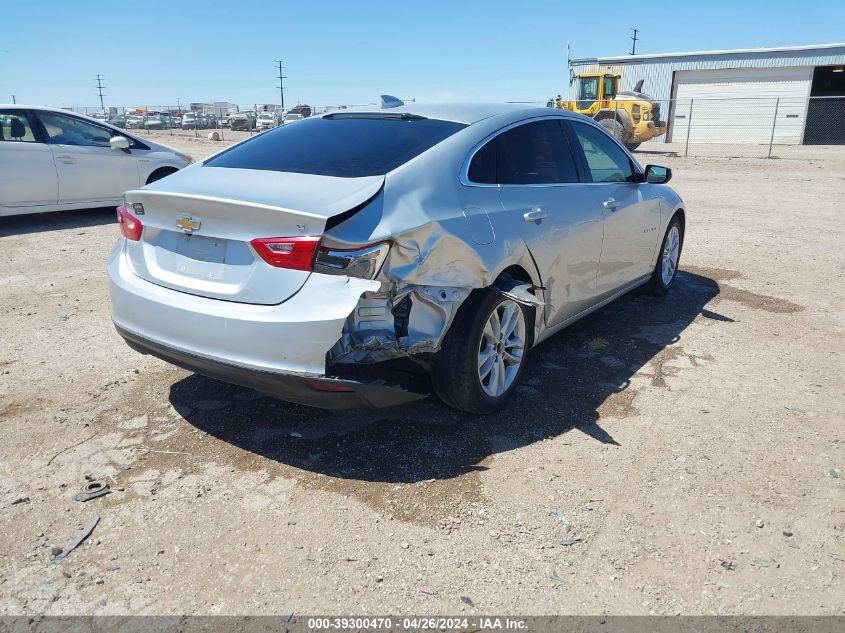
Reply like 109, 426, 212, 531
334, 102, 577, 125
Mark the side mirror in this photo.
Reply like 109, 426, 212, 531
110, 136, 130, 151
644, 164, 672, 184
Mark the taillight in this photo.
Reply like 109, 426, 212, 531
116, 206, 143, 241
314, 241, 390, 280
250, 236, 321, 271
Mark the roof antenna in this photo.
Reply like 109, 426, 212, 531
380, 95, 404, 109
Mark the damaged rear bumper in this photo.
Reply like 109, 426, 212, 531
116, 325, 426, 409
108, 243, 426, 409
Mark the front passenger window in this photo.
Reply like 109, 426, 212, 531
37, 112, 115, 147
571, 121, 635, 183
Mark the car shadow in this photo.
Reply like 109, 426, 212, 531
0, 207, 116, 237
169, 270, 726, 483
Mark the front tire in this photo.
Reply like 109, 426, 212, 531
432, 290, 531, 414
647, 215, 684, 295
598, 117, 626, 142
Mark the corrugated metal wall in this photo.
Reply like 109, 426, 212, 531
570, 47, 845, 103
568, 46, 845, 143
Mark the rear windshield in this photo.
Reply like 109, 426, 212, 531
204, 114, 466, 177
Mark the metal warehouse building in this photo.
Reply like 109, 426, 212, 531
570, 43, 845, 144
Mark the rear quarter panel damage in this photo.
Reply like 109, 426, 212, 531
325, 124, 545, 365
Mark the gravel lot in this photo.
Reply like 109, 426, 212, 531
1, 132, 843, 615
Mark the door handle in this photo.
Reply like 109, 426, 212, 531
55, 156, 76, 164
523, 207, 547, 222
602, 197, 619, 211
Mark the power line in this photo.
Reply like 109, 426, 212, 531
275, 60, 286, 111
95, 74, 106, 111
630, 28, 639, 55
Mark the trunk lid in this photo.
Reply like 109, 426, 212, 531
123, 165, 383, 305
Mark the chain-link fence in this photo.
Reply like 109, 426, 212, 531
63, 96, 845, 160
61, 103, 350, 142
61, 105, 253, 141
544, 95, 845, 160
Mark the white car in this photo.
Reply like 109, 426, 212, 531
282, 112, 303, 124
256, 113, 277, 131
0, 105, 193, 217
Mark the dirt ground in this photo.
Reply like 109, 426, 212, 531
1, 132, 843, 616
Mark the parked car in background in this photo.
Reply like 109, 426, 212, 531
0, 105, 193, 216
288, 104, 312, 118
256, 113, 277, 130
108, 101, 685, 413
282, 112, 303, 125
229, 112, 255, 131
144, 114, 168, 130
181, 112, 199, 129
220, 114, 230, 128
171, 116, 182, 129
107, 115, 128, 128
126, 115, 145, 129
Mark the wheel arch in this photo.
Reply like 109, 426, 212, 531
145, 165, 179, 185
673, 206, 686, 231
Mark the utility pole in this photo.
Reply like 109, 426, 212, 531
630, 28, 639, 55
275, 60, 286, 111
95, 74, 106, 112
11, 95, 15, 104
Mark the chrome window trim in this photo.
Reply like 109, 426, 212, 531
458, 114, 645, 189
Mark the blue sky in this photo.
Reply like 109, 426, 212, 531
3, 0, 844, 109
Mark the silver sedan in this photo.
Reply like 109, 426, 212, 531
108, 99, 685, 412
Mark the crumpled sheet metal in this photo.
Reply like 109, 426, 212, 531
329, 283, 471, 364
323, 149, 546, 364
492, 275, 545, 307
383, 221, 492, 289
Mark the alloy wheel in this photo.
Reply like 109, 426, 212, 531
477, 299, 526, 398
661, 225, 681, 286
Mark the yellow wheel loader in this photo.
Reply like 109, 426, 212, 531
552, 74, 667, 151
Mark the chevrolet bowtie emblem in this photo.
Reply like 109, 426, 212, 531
176, 215, 201, 233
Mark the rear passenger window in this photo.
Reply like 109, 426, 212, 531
467, 138, 497, 184
0, 111, 37, 143
467, 119, 579, 185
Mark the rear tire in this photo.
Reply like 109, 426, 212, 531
647, 215, 684, 295
624, 141, 641, 151
431, 290, 532, 414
